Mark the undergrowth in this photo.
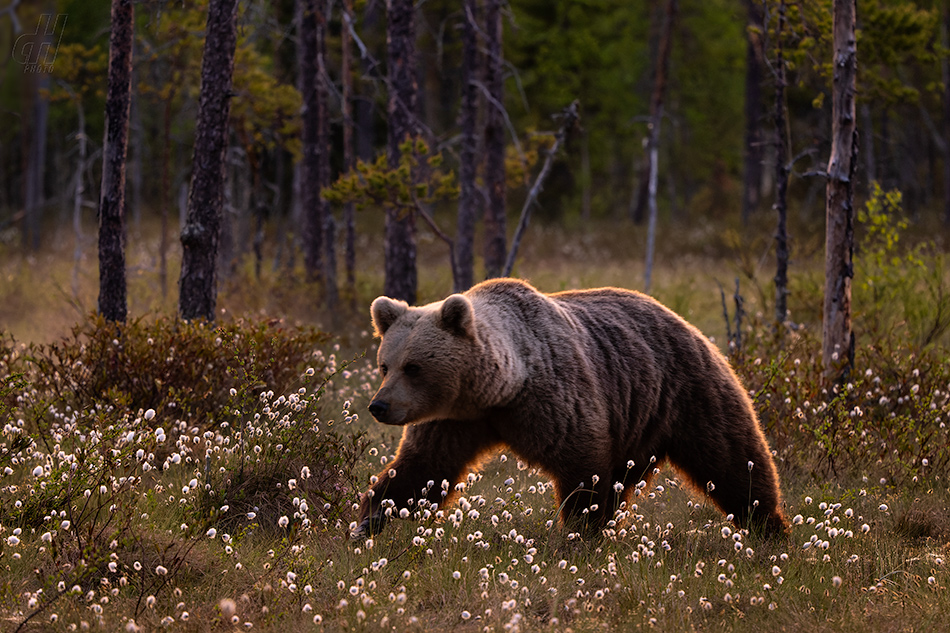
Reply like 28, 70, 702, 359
0, 193, 947, 631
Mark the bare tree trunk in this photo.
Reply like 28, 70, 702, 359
643, 102, 662, 295
633, 2, 674, 225
773, 0, 790, 327
316, 0, 338, 310
642, 0, 676, 294
299, 0, 324, 284
943, 5, 950, 226
98, 0, 133, 323
342, 0, 357, 305
823, 0, 858, 385
456, 0, 480, 292
178, 0, 238, 322
384, 0, 419, 304
741, 0, 764, 225
483, 0, 506, 279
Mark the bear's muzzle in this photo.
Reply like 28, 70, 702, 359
368, 400, 390, 423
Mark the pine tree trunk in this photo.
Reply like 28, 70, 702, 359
97, 0, 133, 323
741, 0, 764, 225
384, 0, 418, 304
823, 0, 858, 384
178, 0, 238, 322
456, 0, 480, 292
774, 0, 790, 327
316, 0, 338, 309
943, 6, 950, 226
483, 0, 506, 280
342, 0, 357, 304
299, 0, 324, 284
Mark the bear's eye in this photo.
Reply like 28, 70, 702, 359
380, 364, 388, 377
403, 363, 421, 378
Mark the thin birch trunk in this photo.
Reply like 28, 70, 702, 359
642, 0, 676, 294
822, 0, 858, 384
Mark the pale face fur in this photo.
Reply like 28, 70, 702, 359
369, 295, 480, 426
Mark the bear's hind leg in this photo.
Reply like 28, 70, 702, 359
668, 433, 788, 536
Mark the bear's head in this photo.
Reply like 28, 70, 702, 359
368, 294, 479, 426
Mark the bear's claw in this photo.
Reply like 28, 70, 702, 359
350, 512, 388, 540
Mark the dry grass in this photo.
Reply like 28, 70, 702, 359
1, 212, 949, 631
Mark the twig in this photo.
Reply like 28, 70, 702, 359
414, 201, 462, 290
502, 100, 579, 277
473, 79, 525, 167
733, 277, 744, 353
718, 280, 733, 347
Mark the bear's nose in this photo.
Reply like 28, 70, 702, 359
368, 400, 390, 421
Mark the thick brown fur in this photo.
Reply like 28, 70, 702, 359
355, 279, 788, 538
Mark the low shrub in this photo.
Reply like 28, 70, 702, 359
18, 314, 330, 429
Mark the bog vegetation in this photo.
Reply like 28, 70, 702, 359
2, 0, 950, 630
0, 198, 948, 632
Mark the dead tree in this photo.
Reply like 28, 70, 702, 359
773, 0, 790, 327
642, 0, 677, 295
823, 0, 858, 384
503, 102, 579, 277
178, 0, 238, 321
97, 0, 134, 324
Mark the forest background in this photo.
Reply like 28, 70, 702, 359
1, 0, 947, 342
1, 1, 950, 631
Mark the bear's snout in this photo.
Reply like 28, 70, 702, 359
368, 400, 390, 422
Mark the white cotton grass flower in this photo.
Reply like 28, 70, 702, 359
219, 599, 236, 619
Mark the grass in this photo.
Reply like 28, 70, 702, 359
0, 209, 949, 631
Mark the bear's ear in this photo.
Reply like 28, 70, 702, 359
371, 296, 409, 337
439, 294, 476, 338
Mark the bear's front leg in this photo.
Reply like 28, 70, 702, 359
352, 419, 501, 539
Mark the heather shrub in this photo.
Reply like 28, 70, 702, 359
18, 314, 330, 429
0, 319, 369, 629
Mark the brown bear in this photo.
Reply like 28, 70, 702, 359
353, 278, 787, 538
